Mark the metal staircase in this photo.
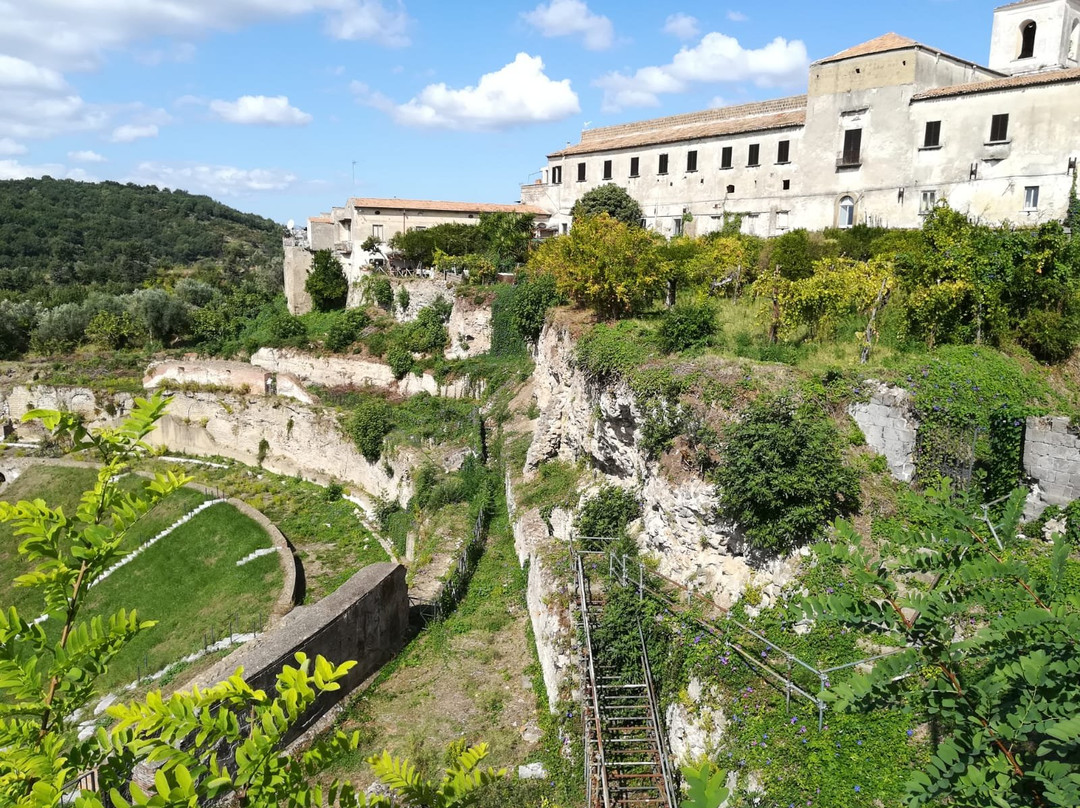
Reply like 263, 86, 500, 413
576, 555, 677, 808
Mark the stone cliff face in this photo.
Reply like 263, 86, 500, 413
525, 319, 800, 611
0, 385, 414, 508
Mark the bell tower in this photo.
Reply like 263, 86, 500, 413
988, 0, 1080, 75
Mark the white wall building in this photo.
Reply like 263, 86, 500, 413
522, 0, 1080, 238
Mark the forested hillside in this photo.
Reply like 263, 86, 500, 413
0, 178, 282, 299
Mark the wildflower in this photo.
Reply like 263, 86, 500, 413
906, 729, 914, 737
857, 740, 863, 746
854, 786, 861, 793
790, 716, 798, 725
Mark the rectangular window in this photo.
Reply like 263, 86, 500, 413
776, 140, 790, 164
629, 156, 640, 177
551, 165, 562, 185
686, 150, 698, 172
577, 162, 586, 182
920, 190, 937, 213
842, 129, 862, 166
923, 121, 941, 148
659, 153, 669, 174
990, 113, 1009, 143
371, 224, 383, 240
1025, 185, 1040, 210
673, 217, 684, 236
747, 144, 760, 166
776, 211, 789, 231
782, 179, 791, 191
561, 223, 568, 235
602, 160, 612, 180
721, 146, 733, 169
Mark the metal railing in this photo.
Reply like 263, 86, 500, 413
576, 554, 611, 808
639, 620, 678, 808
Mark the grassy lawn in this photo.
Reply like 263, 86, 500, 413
142, 458, 390, 601
0, 464, 282, 695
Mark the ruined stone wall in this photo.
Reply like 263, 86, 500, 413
250, 348, 481, 399
284, 245, 314, 315
1023, 416, 1080, 511
847, 382, 918, 482
193, 563, 408, 744
144, 359, 316, 405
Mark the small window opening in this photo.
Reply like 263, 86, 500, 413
776, 140, 790, 164
726, 184, 735, 194
841, 129, 862, 166
924, 121, 941, 148
990, 113, 1009, 143
673, 217, 684, 236
782, 179, 791, 191
747, 144, 760, 167
658, 153, 669, 175
720, 146, 733, 169
1019, 21, 1037, 59
602, 160, 612, 180
686, 150, 698, 172
920, 190, 937, 214
577, 162, 586, 182
551, 166, 562, 185
629, 156, 640, 177
1025, 186, 1040, 210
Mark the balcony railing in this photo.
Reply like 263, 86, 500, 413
836, 151, 862, 168
333, 241, 352, 254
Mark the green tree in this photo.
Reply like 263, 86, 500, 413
716, 395, 860, 554
571, 184, 643, 228
476, 211, 535, 271
345, 397, 394, 462
507, 272, 561, 343
1067, 173, 1080, 236
306, 249, 348, 311
529, 213, 663, 319
85, 309, 145, 349
799, 485, 1080, 808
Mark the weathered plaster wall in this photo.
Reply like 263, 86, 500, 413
847, 382, 918, 482
194, 563, 408, 743
284, 245, 314, 316
250, 348, 481, 399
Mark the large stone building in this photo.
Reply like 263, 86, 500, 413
522, 0, 1080, 238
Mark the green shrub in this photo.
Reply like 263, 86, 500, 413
657, 302, 719, 354
85, 309, 144, 350
267, 312, 307, 345
396, 286, 411, 313
0, 300, 37, 359
306, 249, 348, 311
372, 277, 393, 310
128, 288, 189, 344
31, 303, 90, 353
575, 485, 641, 544
1065, 500, 1080, 546
508, 272, 561, 344
1017, 308, 1079, 363
716, 395, 860, 554
402, 301, 450, 354
324, 481, 344, 502
324, 308, 371, 352
344, 397, 394, 462
386, 344, 414, 379
574, 322, 651, 383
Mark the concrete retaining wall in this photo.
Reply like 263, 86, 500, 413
144, 359, 316, 405
194, 562, 408, 744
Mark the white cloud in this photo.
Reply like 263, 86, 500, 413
210, 95, 312, 126
663, 13, 699, 40
727, 10, 749, 22
110, 124, 159, 142
127, 161, 299, 197
0, 158, 94, 181
68, 149, 106, 163
0, 138, 26, 156
595, 32, 809, 111
388, 53, 580, 131
134, 42, 197, 66
0, 1, 414, 72
523, 0, 614, 51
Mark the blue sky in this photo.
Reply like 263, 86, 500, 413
0, 0, 1002, 223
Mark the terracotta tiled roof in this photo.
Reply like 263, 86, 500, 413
912, 66, 1080, 99
814, 32, 993, 72
308, 215, 333, 223
549, 108, 807, 157
816, 33, 920, 64
346, 197, 548, 216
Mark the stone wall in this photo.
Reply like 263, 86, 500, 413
284, 245, 314, 316
144, 359, 316, 405
0, 385, 415, 508
193, 562, 408, 743
847, 382, 918, 482
1023, 415, 1080, 512
251, 348, 481, 399
446, 292, 493, 359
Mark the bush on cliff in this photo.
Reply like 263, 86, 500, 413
345, 397, 394, 463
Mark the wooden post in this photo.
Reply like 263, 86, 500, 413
860, 278, 891, 364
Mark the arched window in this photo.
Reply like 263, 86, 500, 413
839, 196, 855, 229
1069, 21, 1079, 61
1019, 21, 1037, 59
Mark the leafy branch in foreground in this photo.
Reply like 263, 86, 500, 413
797, 483, 1080, 808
